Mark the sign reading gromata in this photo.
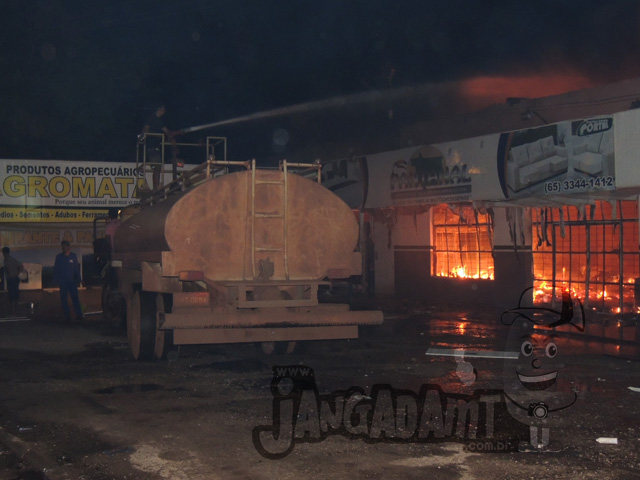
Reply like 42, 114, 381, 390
0, 159, 146, 223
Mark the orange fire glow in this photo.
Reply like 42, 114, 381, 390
459, 73, 598, 107
532, 279, 634, 313
532, 201, 640, 313
435, 265, 494, 280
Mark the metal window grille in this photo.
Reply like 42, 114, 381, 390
432, 204, 494, 280
532, 200, 640, 313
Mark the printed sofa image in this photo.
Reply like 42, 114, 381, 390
506, 136, 568, 193
570, 129, 614, 176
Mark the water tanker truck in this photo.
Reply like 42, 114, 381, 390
102, 159, 383, 360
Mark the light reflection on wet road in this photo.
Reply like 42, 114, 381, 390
379, 309, 640, 359
344, 308, 640, 396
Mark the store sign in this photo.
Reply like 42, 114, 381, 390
389, 145, 472, 205
365, 136, 502, 209
499, 116, 616, 199
0, 159, 147, 222
321, 158, 365, 209
575, 117, 612, 136
365, 114, 622, 209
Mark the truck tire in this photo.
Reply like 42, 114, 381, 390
102, 283, 126, 331
153, 293, 174, 360
127, 289, 156, 361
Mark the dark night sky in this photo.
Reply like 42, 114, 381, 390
2, 0, 640, 163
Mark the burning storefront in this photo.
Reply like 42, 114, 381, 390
532, 201, 639, 313
325, 107, 640, 313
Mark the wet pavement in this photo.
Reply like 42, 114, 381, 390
0, 291, 639, 479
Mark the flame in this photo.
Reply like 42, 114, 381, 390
531, 199, 640, 313
435, 265, 495, 280
435, 262, 493, 280
533, 275, 634, 312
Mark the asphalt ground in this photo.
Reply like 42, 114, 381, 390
0, 289, 639, 479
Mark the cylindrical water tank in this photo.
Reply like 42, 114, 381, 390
114, 170, 359, 281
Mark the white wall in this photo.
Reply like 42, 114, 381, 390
614, 109, 640, 190
493, 206, 532, 247
372, 218, 395, 295
392, 210, 431, 246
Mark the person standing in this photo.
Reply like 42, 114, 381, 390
54, 240, 84, 321
2, 247, 24, 316
139, 104, 182, 189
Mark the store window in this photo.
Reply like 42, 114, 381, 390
532, 200, 640, 312
432, 204, 494, 280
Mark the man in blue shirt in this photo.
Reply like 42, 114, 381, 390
54, 240, 84, 321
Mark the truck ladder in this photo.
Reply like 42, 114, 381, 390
250, 159, 290, 280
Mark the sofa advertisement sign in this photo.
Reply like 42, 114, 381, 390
499, 116, 615, 199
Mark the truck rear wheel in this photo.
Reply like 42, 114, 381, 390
127, 289, 156, 361
153, 293, 173, 360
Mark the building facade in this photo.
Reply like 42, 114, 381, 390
323, 92, 640, 314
